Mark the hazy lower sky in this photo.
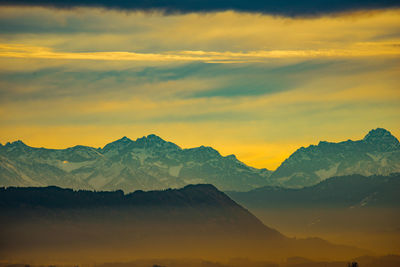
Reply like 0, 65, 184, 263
0, 3, 399, 169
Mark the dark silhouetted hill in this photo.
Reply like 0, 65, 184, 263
0, 184, 366, 262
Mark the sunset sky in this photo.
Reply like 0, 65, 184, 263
0, 1, 399, 169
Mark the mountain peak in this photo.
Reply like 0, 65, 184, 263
118, 136, 133, 142
1, 140, 31, 154
144, 134, 165, 142
7, 140, 27, 146
4, 140, 29, 148
101, 136, 134, 152
363, 128, 399, 146
135, 134, 167, 145
133, 134, 181, 150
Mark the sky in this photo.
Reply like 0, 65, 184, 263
0, 2, 399, 169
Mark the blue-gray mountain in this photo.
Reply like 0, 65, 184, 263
0, 128, 399, 191
0, 134, 270, 192
269, 128, 400, 188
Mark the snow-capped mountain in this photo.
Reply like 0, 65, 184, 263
0, 134, 271, 192
1, 128, 398, 191
269, 128, 400, 187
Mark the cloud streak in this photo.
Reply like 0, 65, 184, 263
0, 0, 399, 16
1, 43, 399, 63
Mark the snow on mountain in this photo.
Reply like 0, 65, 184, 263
0, 135, 271, 192
1, 128, 398, 191
269, 128, 400, 188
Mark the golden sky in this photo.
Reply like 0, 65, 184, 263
0, 7, 399, 169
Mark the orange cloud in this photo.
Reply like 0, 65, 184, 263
1, 43, 399, 63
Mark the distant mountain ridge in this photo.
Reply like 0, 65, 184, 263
228, 173, 400, 209
0, 134, 270, 192
269, 128, 400, 187
0, 128, 399, 191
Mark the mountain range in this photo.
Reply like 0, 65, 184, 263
0, 128, 399, 191
0, 134, 270, 191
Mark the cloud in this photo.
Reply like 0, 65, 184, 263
0, 0, 399, 16
1, 43, 399, 64
1, 8, 399, 55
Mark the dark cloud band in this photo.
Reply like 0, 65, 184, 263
0, 0, 399, 16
